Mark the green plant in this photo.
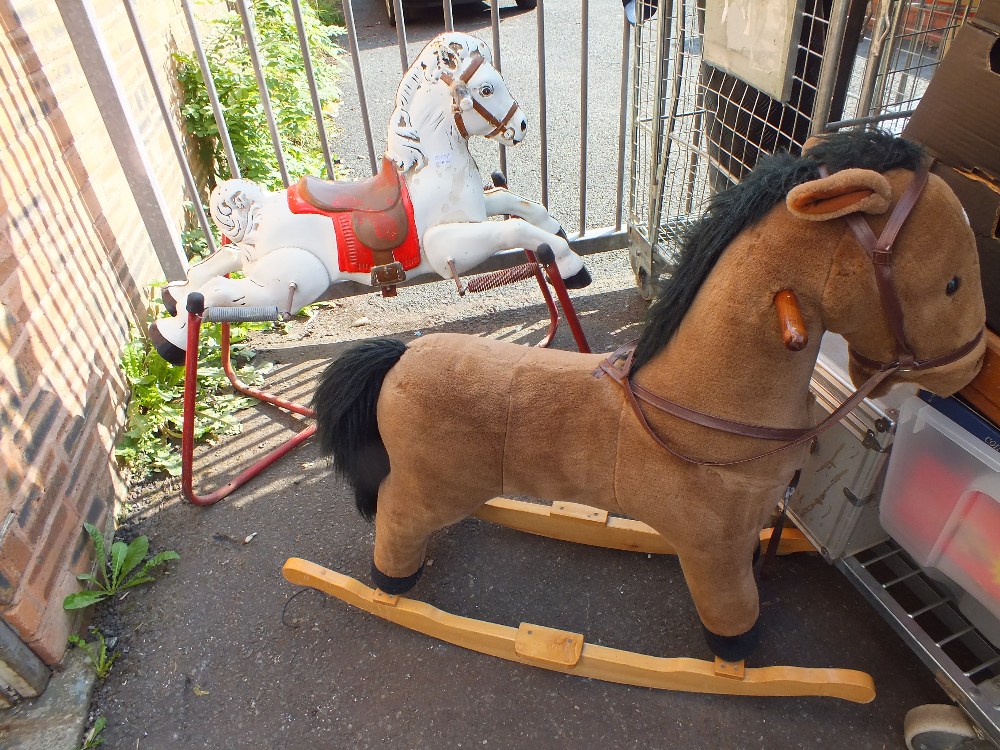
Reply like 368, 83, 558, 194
175, 0, 347, 191
79, 716, 107, 749
63, 523, 180, 610
68, 628, 119, 680
114, 292, 272, 479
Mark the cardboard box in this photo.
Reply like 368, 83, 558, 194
903, 0, 1000, 332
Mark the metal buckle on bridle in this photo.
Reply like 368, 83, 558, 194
441, 53, 518, 141
870, 248, 893, 266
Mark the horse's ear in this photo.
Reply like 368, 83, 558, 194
800, 134, 827, 154
786, 168, 892, 222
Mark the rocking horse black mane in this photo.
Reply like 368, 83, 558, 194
630, 130, 926, 373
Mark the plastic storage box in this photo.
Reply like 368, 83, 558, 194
880, 396, 1000, 624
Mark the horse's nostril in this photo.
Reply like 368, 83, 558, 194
521, 120, 527, 132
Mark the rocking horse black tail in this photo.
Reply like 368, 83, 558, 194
313, 337, 407, 521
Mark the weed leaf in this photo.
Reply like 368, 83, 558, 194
82, 523, 107, 579
119, 536, 150, 582
63, 591, 108, 610
109, 541, 128, 589
120, 575, 156, 591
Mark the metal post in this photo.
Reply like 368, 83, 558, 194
343, 0, 378, 176
235, 0, 290, 186
615, 18, 630, 232
53, 0, 186, 279
491, 0, 506, 177
536, 0, 549, 207
291, 0, 335, 179
443, 0, 454, 31
122, 0, 217, 255
181, 0, 240, 178
811, 0, 851, 133
855, 0, 900, 122
578, 0, 589, 236
645, 0, 671, 245
394, 0, 409, 71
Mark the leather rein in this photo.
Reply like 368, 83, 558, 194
594, 161, 983, 467
439, 54, 519, 141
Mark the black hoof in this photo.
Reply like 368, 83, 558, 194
371, 561, 424, 595
149, 324, 187, 367
562, 266, 592, 289
703, 621, 760, 662
161, 286, 178, 317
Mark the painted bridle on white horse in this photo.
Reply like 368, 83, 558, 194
440, 53, 521, 141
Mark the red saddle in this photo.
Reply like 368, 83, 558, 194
286, 157, 420, 294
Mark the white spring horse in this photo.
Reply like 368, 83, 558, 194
151, 32, 590, 364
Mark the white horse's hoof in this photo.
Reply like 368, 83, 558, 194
149, 322, 187, 366
563, 266, 592, 289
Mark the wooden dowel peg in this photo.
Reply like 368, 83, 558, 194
774, 290, 807, 351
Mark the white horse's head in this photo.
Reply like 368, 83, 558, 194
210, 179, 266, 245
387, 32, 527, 172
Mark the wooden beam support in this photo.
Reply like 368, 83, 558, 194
282, 558, 875, 703
475, 498, 817, 556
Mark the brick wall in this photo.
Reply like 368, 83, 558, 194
0, 0, 199, 666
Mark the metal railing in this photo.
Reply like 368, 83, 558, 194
123, 0, 634, 290
626, 0, 979, 298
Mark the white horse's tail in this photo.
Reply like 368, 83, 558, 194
210, 179, 266, 245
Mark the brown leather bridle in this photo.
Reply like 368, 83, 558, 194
595, 161, 984, 467
439, 53, 520, 141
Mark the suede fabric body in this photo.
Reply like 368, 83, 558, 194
363, 166, 986, 643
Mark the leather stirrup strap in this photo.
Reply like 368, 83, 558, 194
759, 470, 800, 580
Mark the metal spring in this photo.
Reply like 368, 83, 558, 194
465, 262, 541, 293
203, 305, 280, 323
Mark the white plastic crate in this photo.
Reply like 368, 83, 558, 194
880, 396, 1000, 624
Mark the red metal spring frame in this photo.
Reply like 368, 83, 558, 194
180, 294, 316, 506
179, 242, 589, 505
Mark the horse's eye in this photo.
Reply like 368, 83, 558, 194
480, 84, 494, 97
946, 276, 961, 296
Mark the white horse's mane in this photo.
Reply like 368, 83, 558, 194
386, 33, 492, 172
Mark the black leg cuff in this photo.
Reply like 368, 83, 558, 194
371, 561, 424, 595
703, 621, 760, 662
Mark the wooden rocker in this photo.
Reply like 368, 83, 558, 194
473, 497, 816, 556
282, 558, 875, 702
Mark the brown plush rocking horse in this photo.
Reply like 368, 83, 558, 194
284, 131, 986, 701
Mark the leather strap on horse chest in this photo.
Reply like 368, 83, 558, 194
593, 342, 897, 467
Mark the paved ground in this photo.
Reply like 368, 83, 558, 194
74, 248, 951, 750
